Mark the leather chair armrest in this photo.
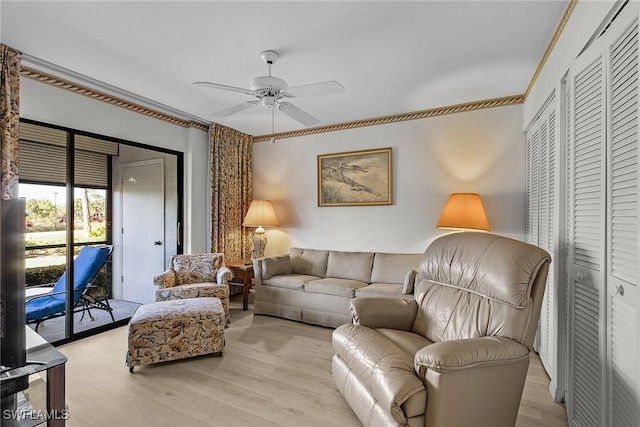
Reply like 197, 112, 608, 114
414, 336, 529, 377
153, 270, 176, 289
350, 297, 418, 331
217, 266, 233, 285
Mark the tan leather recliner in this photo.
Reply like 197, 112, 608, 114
332, 232, 551, 427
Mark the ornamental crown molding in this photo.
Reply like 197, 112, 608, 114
22, 59, 523, 142
253, 94, 525, 143
524, 0, 577, 99
20, 54, 209, 132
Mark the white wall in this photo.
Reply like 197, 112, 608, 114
19, 78, 210, 255
253, 104, 526, 256
20, 74, 526, 260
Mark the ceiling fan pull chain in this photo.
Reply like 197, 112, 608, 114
271, 107, 276, 144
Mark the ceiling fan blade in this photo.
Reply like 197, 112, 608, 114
285, 81, 345, 98
194, 81, 253, 95
212, 102, 257, 118
278, 102, 319, 127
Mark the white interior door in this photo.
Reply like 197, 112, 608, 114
567, 33, 607, 427
605, 9, 639, 426
120, 159, 164, 304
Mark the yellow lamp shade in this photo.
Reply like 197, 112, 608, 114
436, 193, 490, 231
242, 200, 278, 228
243, 200, 278, 259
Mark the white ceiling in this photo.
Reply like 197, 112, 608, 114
1, 1, 568, 136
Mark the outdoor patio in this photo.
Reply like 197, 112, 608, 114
28, 298, 140, 343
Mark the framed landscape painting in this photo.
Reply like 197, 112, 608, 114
317, 147, 392, 207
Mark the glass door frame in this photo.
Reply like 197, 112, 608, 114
20, 118, 184, 345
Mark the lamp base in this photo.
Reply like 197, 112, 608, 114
251, 227, 267, 259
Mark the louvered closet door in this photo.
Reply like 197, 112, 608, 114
567, 4, 640, 426
606, 10, 639, 426
527, 98, 558, 380
567, 34, 607, 427
539, 101, 557, 381
526, 125, 540, 246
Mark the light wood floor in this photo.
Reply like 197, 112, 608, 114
49, 296, 567, 426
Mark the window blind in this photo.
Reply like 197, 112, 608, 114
19, 122, 118, 188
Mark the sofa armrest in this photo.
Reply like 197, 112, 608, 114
350, 297, 418, 331
153, 270, 176, 289
252, 258, 263, 287
217, 266, 233, 285
414, 336, 529, 376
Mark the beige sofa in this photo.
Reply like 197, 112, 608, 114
332, 232, 551, 427
253, 248, 422, 328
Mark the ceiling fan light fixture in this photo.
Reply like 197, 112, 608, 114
261, 96, 277, 108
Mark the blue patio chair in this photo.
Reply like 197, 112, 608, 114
26, 245, 114, 332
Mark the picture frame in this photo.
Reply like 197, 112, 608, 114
317, 147, 392, 207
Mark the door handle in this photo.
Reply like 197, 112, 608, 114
154, 241, 162, 246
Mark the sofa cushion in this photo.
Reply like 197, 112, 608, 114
355, 283, 405, 298
290, 248, 329, 277
371, 253, 421, 285
305, 278, 368, 297
376, 328, 433, 364
325, 251, 374, 283
264, 274, 319, 290
262, 254, 292, 280
402, 269, 418, 295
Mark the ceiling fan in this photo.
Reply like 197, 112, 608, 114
194, 50, 345, 128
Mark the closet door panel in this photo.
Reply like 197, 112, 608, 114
526, 127, 540, 246
607, 13, 639, 426
567, 35, 607, 427
526, 97, 560, 390
539, 103, 557, 379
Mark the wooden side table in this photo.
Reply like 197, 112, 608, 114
226, 259, 254, 311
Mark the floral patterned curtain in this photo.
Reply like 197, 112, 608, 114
0, 45, 21, 199
210, 123, 254, 260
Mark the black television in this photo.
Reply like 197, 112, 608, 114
0, 197, 27, 399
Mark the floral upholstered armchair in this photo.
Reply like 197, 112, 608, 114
153, 253, 233, 324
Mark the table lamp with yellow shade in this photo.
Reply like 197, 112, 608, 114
243, 200, 278, 259
436, 193, 490, 231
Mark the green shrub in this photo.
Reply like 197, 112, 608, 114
88, 223, 106, 239
25, 264, 66, 286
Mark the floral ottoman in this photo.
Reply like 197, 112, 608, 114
126, 297, 225, 372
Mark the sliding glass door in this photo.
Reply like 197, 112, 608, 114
19, 119, 182, 344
